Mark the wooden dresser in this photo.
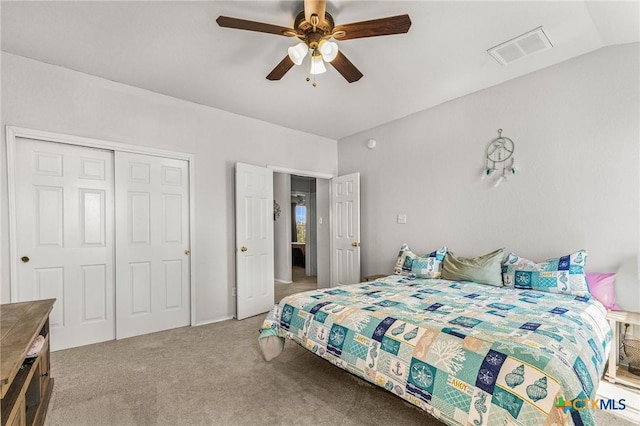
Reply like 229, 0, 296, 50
1, 300, 55, 426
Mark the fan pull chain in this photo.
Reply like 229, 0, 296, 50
305, 77, 317, 87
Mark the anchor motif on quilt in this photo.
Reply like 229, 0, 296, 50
317, 328, 326, 340
392, 361, 403, 377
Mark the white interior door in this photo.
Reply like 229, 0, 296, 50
115, 151, 190, 339
330, 172, 361, 286
235, 162, 274, 320
13, 138, 115, 350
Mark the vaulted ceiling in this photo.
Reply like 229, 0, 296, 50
2, 1, 638, 140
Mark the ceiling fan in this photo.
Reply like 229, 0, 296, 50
216, 0, 411, 85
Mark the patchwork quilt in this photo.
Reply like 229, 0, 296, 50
259, 275, 611, 426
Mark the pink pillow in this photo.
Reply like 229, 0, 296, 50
586, 273, 620, 310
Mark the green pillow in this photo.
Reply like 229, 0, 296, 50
441, 249, 504, 286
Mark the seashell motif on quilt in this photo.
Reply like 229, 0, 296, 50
403, 326, 419, 341
505, 364, 525, 388
391, 322, 406, 336
526, 376, 548, 401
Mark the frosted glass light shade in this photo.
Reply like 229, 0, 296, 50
310, 54, 326, 74
318, 40, 338, 62
287, 42, 308, 66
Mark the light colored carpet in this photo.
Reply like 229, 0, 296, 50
275, 276, 316, 305
275, 266, 316, 303
44, 274, 634, 425
45, 315, 441, 426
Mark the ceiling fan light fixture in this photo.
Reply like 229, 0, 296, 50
309, 52, 327, 74
288, 42, 309, 66
217, 2, 412, 83
318, 40, 338, 62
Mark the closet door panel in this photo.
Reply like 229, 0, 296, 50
115, 151, 190, 339
14, 138, 115, 350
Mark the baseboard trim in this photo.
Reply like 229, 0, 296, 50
275, 279, 293, 284
193, 316, 234, 326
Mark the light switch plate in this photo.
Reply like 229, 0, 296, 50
397, 214, 407, 224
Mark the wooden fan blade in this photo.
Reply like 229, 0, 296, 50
216, 16, 296, 37
304, 0, 326, 24
330, 51, 363, 83
266, 56, 295, 80
333, 14, 411, 40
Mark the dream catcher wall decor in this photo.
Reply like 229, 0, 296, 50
481, 129, 517, 187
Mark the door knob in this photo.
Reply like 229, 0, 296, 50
240, 246, 248, 252
351, 242, 359, 247
184, 250, 190, 256
21, 256, 30, 263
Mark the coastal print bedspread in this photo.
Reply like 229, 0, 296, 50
260, 275, 611, 426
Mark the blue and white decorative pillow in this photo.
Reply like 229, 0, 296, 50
412, 247, 448, 278
393, 243, 417, 275
502, 250, 589, 296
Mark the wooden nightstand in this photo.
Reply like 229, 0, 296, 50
364, 274, 387, 282
606, 310, 640, 390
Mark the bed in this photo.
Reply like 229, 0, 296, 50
259, 273, 612, 426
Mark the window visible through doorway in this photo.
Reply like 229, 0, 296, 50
295, 205, 306, 243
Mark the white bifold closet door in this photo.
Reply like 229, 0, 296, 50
13, 138, 191, 350
114, 151, 191, 339
14, 138, 116, 351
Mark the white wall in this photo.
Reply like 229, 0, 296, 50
273, 173, 292, 283
0, 53, 338, 323
338, 44, 640, 311
307, 191, 317, 277
316, 179, 330, 288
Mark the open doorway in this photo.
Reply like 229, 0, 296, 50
273, 173, 329, 302
291, 194, 308, 271
291, 178, 316, 292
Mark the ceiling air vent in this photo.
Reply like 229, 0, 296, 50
487, 26, 553, 65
